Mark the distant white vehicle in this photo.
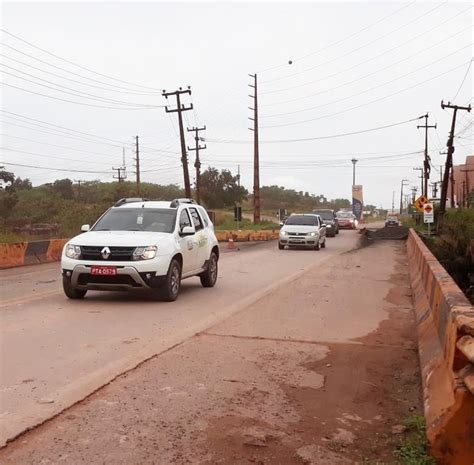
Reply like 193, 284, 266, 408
278, 214, 327, 250
61, 198, 219, 301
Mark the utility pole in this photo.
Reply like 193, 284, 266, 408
162, 87, 193, 198
74, 179, 84, 200
134, 135, 140, 195
461, 168, 474, 207
439, 101, 471, 223
392, 190, 395, 212
400, 179, 409, 214
113, 166, 126, 183
411, 186, 418, 204
413, 167, 424, 194
351, 158, 358, 186
249, 73, 260, 224
417, 113, 436, 197
187, 125, 206, 204
431, 182, 439, 199
237, 164, 241, 189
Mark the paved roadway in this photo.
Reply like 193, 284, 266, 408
0, 230, 361, 446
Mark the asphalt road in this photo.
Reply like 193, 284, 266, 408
0, 230, 361, 446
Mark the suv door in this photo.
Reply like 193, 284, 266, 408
177, 208, 198, 274
188, 207, 208, 269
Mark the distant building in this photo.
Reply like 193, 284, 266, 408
448, 155, 474, 207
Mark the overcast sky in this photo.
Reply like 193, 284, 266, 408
1, 0, 473, 208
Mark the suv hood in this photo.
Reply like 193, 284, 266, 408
281, 225, 318, 233
69, 230, 173, 247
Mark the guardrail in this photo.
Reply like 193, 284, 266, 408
407, 229, 474, 465
0, 239, 68, 269
0, 232, 279, 269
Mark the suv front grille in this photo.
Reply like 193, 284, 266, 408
78, 273, 141, 287
80, 246, 135, 261
287, 232, 307, 236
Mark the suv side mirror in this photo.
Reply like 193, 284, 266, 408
81, 224, 90, 232
180, 225, 195, 236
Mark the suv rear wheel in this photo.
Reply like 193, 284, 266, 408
63, 277, 87, 299
158, 258, 182, 301
200, 251, 218, 288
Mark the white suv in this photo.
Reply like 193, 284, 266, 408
61, 198, 219, 301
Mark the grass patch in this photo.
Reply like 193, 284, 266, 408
394, 415, 436, 465
215, 217, 279, 231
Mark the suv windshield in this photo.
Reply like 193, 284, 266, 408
93, 208, 177, 233
313, 210, 333, 220
285, 215, 318, 226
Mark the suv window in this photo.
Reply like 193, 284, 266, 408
179, 209, 192, 230
198, 207, 209, 227
189, 207, 204, 231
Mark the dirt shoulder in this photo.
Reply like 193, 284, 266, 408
0, 239, 422, 465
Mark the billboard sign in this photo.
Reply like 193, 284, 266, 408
352, 185, 363, 221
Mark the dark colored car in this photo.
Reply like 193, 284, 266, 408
312, 209, 339, 237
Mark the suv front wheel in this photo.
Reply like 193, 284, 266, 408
200, 251, 218, 288
63, 277, 87, 299
158, 258, 182, 301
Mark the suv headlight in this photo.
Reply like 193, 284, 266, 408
65, 244, 81, 259
133, 245, 157, 261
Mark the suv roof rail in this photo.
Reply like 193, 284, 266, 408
169, 198, 196, 208
114, 198, 150, 207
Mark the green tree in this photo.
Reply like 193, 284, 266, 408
201, 167, 247, 208
53, 179, 74, 199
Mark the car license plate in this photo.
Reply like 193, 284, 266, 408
90, 266, 117, 276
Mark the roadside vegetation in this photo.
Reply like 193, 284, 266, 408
0, 166, 356, 241
394, 415, 436, 465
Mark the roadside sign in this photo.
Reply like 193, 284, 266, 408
414, 195, 428, 212
423, 203, 434, 223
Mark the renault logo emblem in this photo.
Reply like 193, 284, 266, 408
101, 247, 111, 259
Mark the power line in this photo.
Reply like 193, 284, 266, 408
261, 44, 472, 119
257, 1, 416, 73
260, 2, 450, 84
0, 53, 160, 96
260, 7, 472, 95
261, 27, 472, 107
2, 81, 160, 110
0, 65, 160, 107
0, 160, 110, 174
0, 28, 162, 92
205, 115, 423, 144
261, 60, 470, 128
452, 58, 473, 101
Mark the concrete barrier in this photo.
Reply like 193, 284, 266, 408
0, 239, 68, 269
407, 229, 474, 465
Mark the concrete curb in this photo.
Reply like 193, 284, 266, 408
407, 229, 474, 465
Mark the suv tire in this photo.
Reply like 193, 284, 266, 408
278, 242, 284, 250
158, 258, 182, 301
63, 277, 87, 299
200, 251, 218, 288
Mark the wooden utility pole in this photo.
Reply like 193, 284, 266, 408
400, 179, 408, 214
439, 101, 471, 223
112, 166, 126, 183
74, 179, 84, 200
249, 73, 260, 224
163, 87, 193, 198
187, 125, 206, 204
417, 113, 436, 197
135, 135, 140, 195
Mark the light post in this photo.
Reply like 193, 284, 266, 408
351, 158, 358, 186
400, 179, 409, 215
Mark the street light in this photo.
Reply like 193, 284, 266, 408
400, 179, 409, 215
351, 158, 358, 186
